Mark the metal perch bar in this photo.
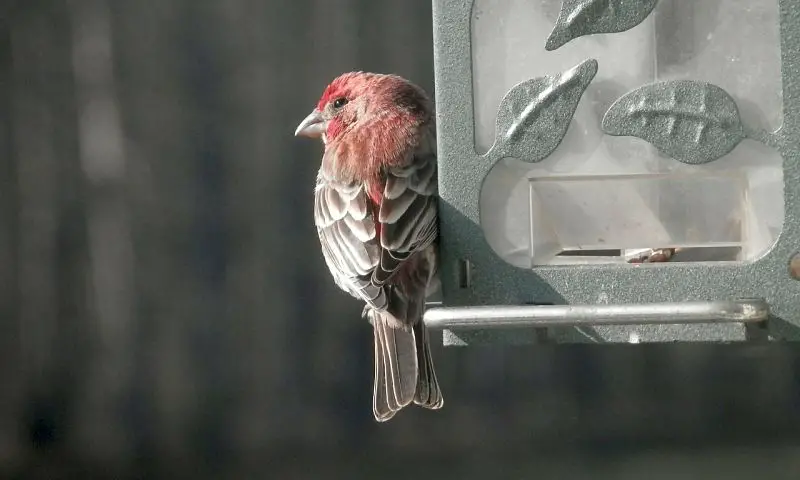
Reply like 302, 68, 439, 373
424, 299, 769, 330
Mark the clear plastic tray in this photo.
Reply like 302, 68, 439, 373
474, 0, 784, 266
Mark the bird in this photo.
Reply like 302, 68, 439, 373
294, 72, 444, 422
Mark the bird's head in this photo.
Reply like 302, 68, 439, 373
294, 72, 432, 146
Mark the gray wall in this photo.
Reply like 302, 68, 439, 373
2, 0, 800, 478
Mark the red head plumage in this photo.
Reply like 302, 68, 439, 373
296, 72, 434, 183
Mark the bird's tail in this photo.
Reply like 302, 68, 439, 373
412, 318, 443, 410
367, 308, 443, 422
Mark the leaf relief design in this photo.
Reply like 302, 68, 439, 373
545, 0, 658, 51
602, 80, 746, 165
488, 58, 598, 163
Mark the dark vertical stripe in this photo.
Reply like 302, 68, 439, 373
0, 6, 23, 459
179, 1, 231, 470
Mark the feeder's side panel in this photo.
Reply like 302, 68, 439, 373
432, 0, 800, 345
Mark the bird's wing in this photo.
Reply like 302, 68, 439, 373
314, 175, 386, 308
314, 127, 438, 312
372, 128, 438, 289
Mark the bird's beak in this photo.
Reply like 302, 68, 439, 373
294, 109, 326, 138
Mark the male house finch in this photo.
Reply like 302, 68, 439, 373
295, 72, 443, 421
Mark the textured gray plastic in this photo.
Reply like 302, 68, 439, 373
431, 0, 800, 345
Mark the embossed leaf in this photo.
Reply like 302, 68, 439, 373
489, 58, 598, 163
545, 0, 658, 51
602, 80, 745, 165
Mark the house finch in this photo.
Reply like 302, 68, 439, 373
294, 72, 443, 421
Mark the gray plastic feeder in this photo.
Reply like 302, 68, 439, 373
427, 0, 800, 346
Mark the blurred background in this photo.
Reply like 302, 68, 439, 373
3, 0, 800, 478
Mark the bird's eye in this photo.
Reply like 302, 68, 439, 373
332, 97, 348, 109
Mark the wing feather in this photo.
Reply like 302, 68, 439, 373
314, 127, 438, 313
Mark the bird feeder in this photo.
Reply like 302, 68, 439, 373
427, 0, 800, 345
